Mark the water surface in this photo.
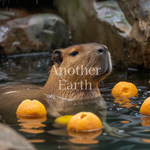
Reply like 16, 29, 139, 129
0, 52, 150, 150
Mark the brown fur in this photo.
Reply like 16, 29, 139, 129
0, 43, 112, 124
40, 43, 111, 100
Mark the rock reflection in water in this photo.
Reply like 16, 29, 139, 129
17, 116, 47, 134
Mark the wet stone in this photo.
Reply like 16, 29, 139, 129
0, 13, 69, 55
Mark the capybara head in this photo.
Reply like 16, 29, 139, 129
50, 43, 112, 90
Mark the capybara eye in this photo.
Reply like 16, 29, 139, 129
69, 51, 78, 57
97, 48, 104, 55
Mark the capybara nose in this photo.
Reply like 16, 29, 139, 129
97, 45, 108, 55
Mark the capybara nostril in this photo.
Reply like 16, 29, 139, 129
97, 48, 104, 55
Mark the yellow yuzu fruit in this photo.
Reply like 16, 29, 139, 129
54, 115, 73, 126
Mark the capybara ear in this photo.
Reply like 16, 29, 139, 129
52, 49, 63, 66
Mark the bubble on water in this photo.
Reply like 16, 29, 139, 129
103, 133, 107, 135
109, 108, 112, 111
117, 107, 123, 111
138, 101, 142, 105
118, 130, 124, 133
135, 105, 140, 109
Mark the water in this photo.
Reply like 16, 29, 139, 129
0, 52, 150, 150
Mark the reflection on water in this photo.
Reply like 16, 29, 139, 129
120, 120, 130, 124
1, 53, 150, 149
113, 97, 137, 108
17, 116, 47, 134
0, 52, 52, 85
68, 130, 102, 144
142, 139, 150, 143
141, 116, 150, 127
28, 139, 45, 143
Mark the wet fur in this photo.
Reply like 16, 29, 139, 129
0, 43, 111, 124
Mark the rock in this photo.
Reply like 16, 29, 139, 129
117, 0, 150, 68
55, 0, 131, 67
0, 123, 37, 150
0, 13, 69, 55
0, 46, 7, 65
55, 0, 150, 69
0, 9, 30, 25
117, 0, 149, 26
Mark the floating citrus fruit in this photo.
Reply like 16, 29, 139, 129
111, 81, 138, 98
16, 99, 47, 118
140, 97, 150, 116
54, 115, 73, 126
67, 112, 102, 132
